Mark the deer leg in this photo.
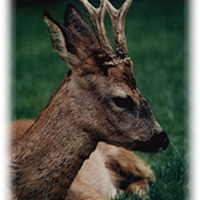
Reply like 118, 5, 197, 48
99, 143, 155, 197
126, 179, 150, 199
117, 151, 155, 198
66, 179, 105, 200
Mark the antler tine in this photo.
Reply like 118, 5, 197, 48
80, 0, 114, 61
106, 0, 133, 59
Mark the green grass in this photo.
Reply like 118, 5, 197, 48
13, 0, 187, 199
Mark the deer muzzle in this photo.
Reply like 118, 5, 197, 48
135, 131, 169, 153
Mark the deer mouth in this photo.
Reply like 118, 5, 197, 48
135, 131, 169, 153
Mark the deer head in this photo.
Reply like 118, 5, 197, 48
44, 0, 169, 153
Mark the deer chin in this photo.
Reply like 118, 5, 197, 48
133, 131, 169, 153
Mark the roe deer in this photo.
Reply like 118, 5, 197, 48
11, 120, 155, 200
11, 1, 169, 199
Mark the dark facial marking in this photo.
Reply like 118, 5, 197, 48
139, 98, 152, 118
122, 70, 137, 90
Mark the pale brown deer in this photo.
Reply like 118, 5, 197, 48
11, 120, 155, 200
11, 1, 169, 199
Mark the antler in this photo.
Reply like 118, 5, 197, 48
80, 0, 132, 66
106, 0, 132, 59
79, 0, 114, 62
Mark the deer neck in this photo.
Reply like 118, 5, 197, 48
12, 74, 97, 200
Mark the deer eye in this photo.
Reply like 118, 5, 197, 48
112, 96, 136, 111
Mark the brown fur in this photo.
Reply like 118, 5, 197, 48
11, 2, 168, 200
11, 120, 155, 200
11, 120, 34, 146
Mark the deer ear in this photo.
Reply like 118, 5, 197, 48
44, 10, 80, 68
62, 4, 100, 59
44, 5, 101, 74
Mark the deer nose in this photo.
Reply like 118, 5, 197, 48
155, 131, 169, 151
134, 130, 169, 153
145, 131, 169, 153
141, 130, 169, 153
